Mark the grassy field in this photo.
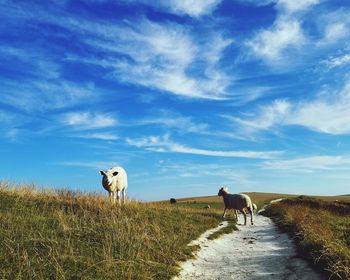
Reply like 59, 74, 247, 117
176, 192, 350, 209
264, 196, 350, 279
0, 182, 225, 280
2, 182, 349, 279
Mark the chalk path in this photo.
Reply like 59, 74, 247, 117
174, 214, 326, 280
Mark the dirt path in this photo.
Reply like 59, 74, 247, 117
174, 213, 326, 280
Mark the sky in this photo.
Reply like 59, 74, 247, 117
1, 0, 350, 201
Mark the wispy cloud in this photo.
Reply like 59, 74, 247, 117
137, 110, 209, 134
232, 80, 350, 135
83, 19, 231, 99
276, 0, 321, 14
157, 161, 255, 185
83, 0, 222, 17
247, 18, 305, 64
1, 78, 96, 113
126, 134, 282, 159
61, 112, 117, 130
316, 10, 350, 46
57, 160, 120, 170
263, 155, 350, 171
322, 53, 350, 69
152, 0, 222, 17
73, 133, 119, 140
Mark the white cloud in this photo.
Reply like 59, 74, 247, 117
247, 19, 305, 64
58, 160, 120, 170
232, 80, 350, 135
165, 0, 222, 17
157, 161, 255, 185
240, 0, 320, 13
263, 155, 350, 171
231, 99, 290, 131
123, 0, 221, 17
288, 87, 350, 134
64, 18, 231, 99
62, 112, 117, 129
83, 0, 222, 17
138, 110, 209, 134
126, 134, 282, 159
323, 53, 350, 69
74, 133, 119, 140
317, 11, 350, 46
1, 79, 96, 112
277, 0, 320, 14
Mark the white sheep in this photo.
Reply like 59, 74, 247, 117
218, 187, 254, 225
99, 166, 128, 204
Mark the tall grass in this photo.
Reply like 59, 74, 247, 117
0, 182, 222, 279
264, 196, 350, 279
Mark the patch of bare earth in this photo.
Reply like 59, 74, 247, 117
174, 214, 327, 280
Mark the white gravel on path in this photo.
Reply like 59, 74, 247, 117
174, 214, 327, 280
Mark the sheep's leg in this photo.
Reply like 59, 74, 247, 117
112, 192, 117, 204
234, 210, 238, 222
248, 207, 254, 225
109, 192, 114, 203
116, 190, 121, 204
222, 208, 227, 218
122, 188, 126, 203
240, 210, 247, 225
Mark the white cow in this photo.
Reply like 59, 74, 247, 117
99, 166, 128, 204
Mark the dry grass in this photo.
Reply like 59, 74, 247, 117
264, 196, 350, 279
0, 182, 223, 280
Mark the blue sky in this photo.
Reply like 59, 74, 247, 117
1, 0, 350, 201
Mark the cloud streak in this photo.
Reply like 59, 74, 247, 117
126, 134, 282, 159
232, 80, 350, 135
61, 112, 118, 130
263, 155, 350, 171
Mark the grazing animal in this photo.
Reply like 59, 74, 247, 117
203, 204, 211, 209
99, 166, 128, 204
170, 198, 177, 204
218, 187, 254, 225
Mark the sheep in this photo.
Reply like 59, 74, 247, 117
170, 198, 177, 204
99, 166, 128, 204
234, 203, 257, 221
203, 204, 211, 209
218, 187, 254, 225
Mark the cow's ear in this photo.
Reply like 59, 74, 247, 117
99, 171, 105, 176
112, 171, 119, 176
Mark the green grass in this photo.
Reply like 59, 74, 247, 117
0, 182, 224, 280
207, 221, 237, 240
264, 196, 350, 279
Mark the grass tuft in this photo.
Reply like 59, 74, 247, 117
264, 196, 350, 279
207, 221, 237, 240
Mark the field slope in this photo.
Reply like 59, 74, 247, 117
264, 196, 350, 279
0, 183, 222, 280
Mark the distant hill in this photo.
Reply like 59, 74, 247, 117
173, 192, 350, 207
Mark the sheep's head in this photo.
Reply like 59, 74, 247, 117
218, 187, 228, 196
99, 169, 119, 187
